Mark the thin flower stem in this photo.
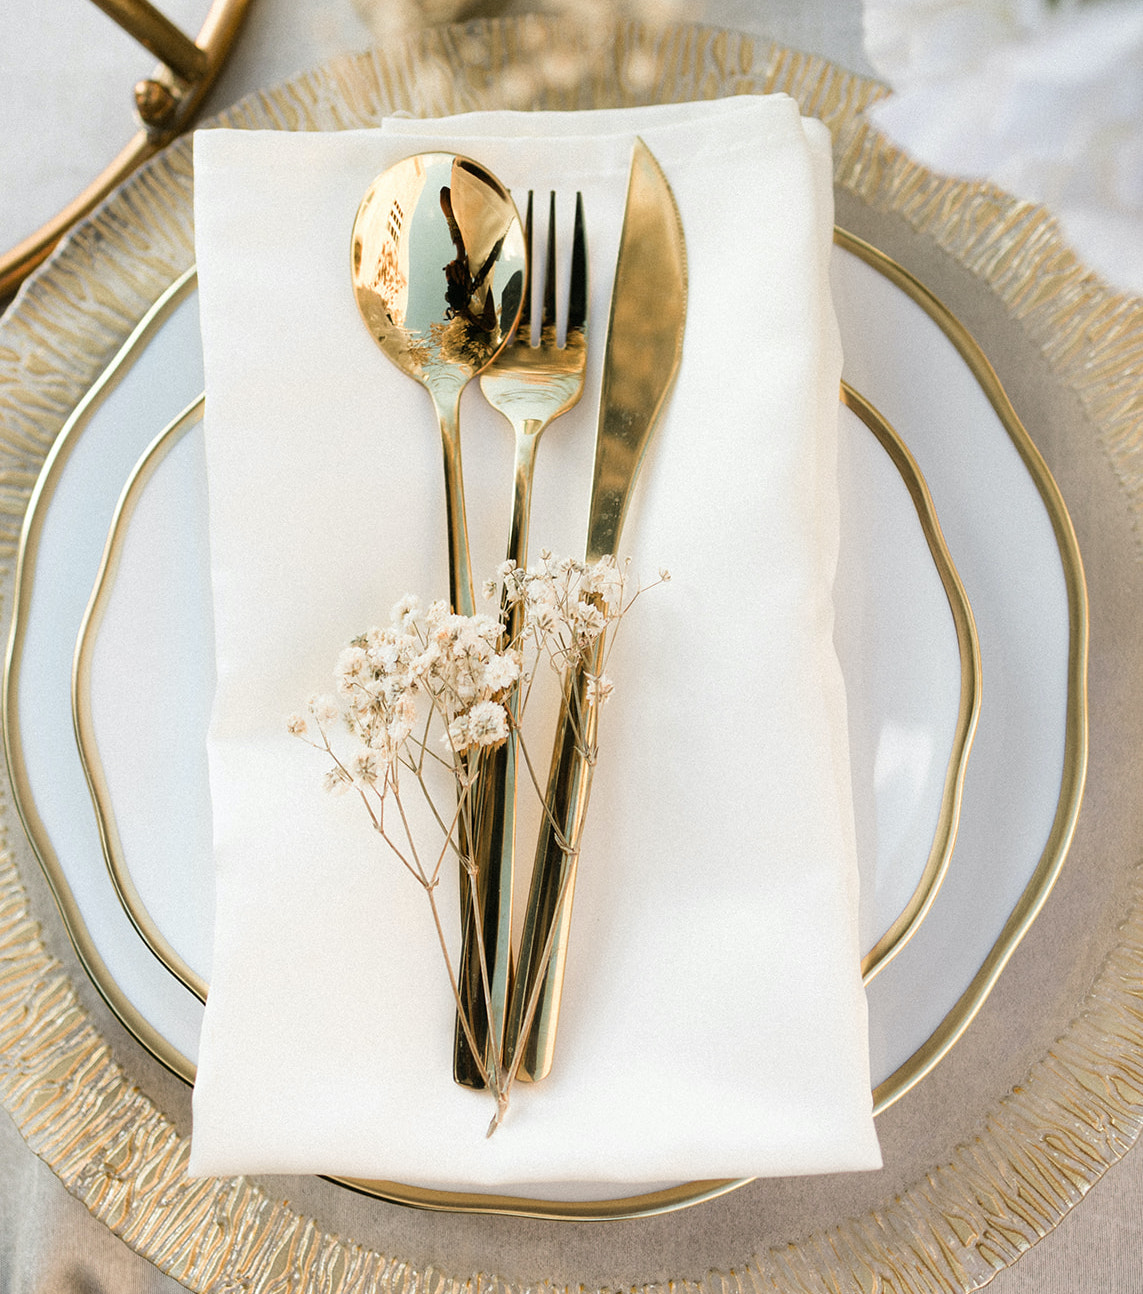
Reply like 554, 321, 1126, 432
416, 744, 455, 774
511, 716, 576, 847
518, 663, 540, 715
424, 765, 476, 886
407, 754, 457, 850
353, 781, 383, 832
365, 807, 425, 885
320, 740, 425, 881
464, 862, 504, 1081
388, 775, 445, 888
543, 656, 597, 756
413, 704, 434, 776
387, 784, 436, 884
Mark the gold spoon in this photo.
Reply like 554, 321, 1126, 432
351, 153, 526, 1094
351, 152, 527, 616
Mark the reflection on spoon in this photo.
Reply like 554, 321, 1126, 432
351, 152, 526, 614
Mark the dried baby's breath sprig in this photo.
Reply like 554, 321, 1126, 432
292, 554, 665, 1132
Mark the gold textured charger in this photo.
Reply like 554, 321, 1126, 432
0, 17, 1139, 1291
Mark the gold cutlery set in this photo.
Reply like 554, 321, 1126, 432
350, 140, 687, 1092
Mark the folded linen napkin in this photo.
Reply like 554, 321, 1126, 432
188, 96, 881, 1185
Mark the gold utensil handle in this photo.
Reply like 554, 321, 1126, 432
504, 635, 602, 1081
452, 735, 515, 1086
451, 437, 542, 1087
430, 385, 476, 618
431, 380, 499, 1090
506, 142, 686, 1084
451, 441, 536, 1087
455, 190, 588, 1088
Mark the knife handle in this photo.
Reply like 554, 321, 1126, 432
504, 635, 603, 1081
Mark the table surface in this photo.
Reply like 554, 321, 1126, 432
1, 3, 1141, 1291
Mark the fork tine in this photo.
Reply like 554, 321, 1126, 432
516, 191, 534, 336
566, 191, 587, 337
542, 190, 558, 331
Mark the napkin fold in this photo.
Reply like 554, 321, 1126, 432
188, 96, 881, 1185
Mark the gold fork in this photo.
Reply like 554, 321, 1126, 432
482, 190, 588, 589
453, 190, 589, 1087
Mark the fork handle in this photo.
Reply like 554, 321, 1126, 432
506, 423, 542, 580
452, 422, 541, 1086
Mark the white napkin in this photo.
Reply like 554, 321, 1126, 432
188, 97, 881, 1185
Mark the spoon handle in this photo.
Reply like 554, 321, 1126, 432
429, 383, 495, 1091
430, 386, 475, 617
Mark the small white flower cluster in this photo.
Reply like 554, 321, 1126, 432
491, 551, 635, 688
288, 596, 524, 796
289, 553, 667, 799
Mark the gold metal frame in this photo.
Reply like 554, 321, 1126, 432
0, 0, 252, 300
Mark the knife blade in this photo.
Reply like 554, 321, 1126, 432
504, 138, 688, 1082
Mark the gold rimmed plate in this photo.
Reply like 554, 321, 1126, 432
66, 267, 980, 1018
1, 204, 1083, 1229
66, 348, 976, 1216
14, 221, 989, 1216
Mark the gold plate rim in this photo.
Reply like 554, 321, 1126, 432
63, 265, 982, 1000
839, 378, 981, 987
834, 227, 1091, 1113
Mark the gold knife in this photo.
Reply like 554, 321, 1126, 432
504, 137, 688, 1082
